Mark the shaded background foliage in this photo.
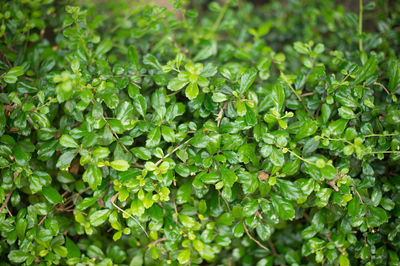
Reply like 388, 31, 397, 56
1, 0, 400, 265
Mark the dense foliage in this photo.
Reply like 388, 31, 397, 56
1, 0, 400, 265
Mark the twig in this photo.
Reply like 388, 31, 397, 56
146, 238, 167, 249
268, 240, 278, 256
102, 115, 130, 153
110, 192, 149, 237
300, 92, 314, 97
373, 82, 390, 95
0, 190, 13, 216
298, 59, 315, 92
171, 195, 179, 224
353, 188, 364, 204
155, 138, 192, 167
218, 190, 231, 212
359, 0, 363, 52
281, 72, 314, 119
326, 233, 346, 255
216, 102, 227, 127
38, 215, 47, 226
326, 168, 344, 192
133, 162, 144, 168
315, 84, 328, 118
242, 220, 270, 253
303, 212, 312, 223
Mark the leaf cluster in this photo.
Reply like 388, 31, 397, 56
1, 0, 400, 265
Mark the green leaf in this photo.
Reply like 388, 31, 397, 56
131, 198, 145, 216
161, 125, 175, 142
146, 127, 161, 148
386, 110, 400, 125
110, 160, 129, 171
270, 193, 295, 220
8, 250, 29, 263
256, 222, 273, 241
321, 165, 337, 180
295, 120, 318, 140
338, 106, 356, 119
220, 165, 237, 187
328, 119, 348, 136
56, 151, 76, 168
89, 209, 111, 227
353, 55, 378, 84
339, 255, 350, 266
167, 78, 188, 91
387, 58, 400, 92
179, 215, 197, 228
276, 179, 301, 201
66, 237, 81, 258
59, 134, 79, 148
348, 197, 361, 217
43, 186, 63, 204
367, 206, 388, 227
270, 147, 284, 167
176, 182, 192, 204
133, 94, 147, 118
185, 82, 199, 100
236, 100, 247, 116
239, 68, 257, 94
217, 213, 234, 226
177, 249, 191, 265
294, 42, 309, 54
128, 45, 140, 70
83, 164, 102, 190
3, 66, 24, 84
271, 84, 285, 110
94, 39, 113, 57
190, 134, 210, 148
132, 147, 151, 160
93, 147, 110, 159
54, 246, 68, 257
14, 145, 31, 166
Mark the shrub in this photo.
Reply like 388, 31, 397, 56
1, 0, 400, 265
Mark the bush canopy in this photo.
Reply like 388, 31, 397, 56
1, 0, 400, 265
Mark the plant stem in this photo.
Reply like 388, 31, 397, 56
111, 192, 149, 237
207, 1, 229, 38
359, 0, 363, 52
364, 133, 398, 138
242, 220, 270, 253
155, 138, 192, 167
281, 72, 314, 119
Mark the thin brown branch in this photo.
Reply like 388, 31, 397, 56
145, 238, 167, 249
268, 239, 278, 256
353, 188, 364, 204
325, 233, 346, 255
281, 72, 314, 119
155, 138, 192, 167
218, 190, 231, 212
111, 192, 149, 237
102, 115, 130, 153
315, 84, 328, 118
38, 215, 47, 226
0, 190, 13, 216
171, 195, 179, 224
133, 162, 144, 168
216, 102, 228, 127
242, 220, 270, 253
303, 212, 312, 223
326, 168, 344, 192
300, 92, 314, 97
374, 82, 390, 95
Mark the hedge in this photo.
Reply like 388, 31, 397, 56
1, 0, 400, 265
